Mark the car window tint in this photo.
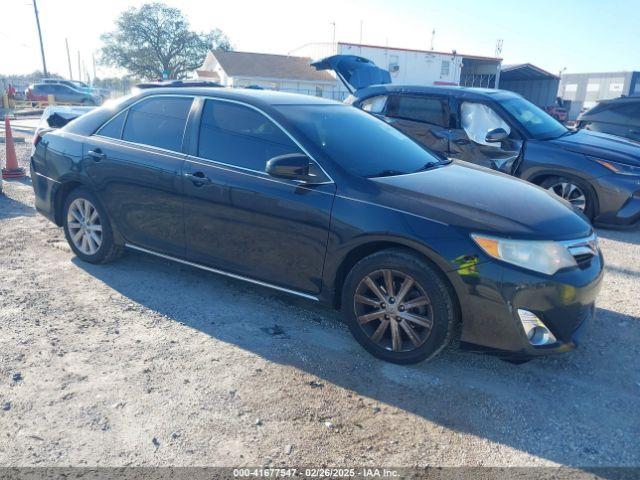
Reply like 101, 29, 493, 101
96, 110, 127, 139
461, 102, 511, 146
275, 104, 441, 178
361, 95, 388, 114
122, 96, 193, 151
198, 99, 300, 171
388, 95, 447, 126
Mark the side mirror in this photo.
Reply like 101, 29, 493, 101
485, 128, 509, 143
265, 153, 313, 181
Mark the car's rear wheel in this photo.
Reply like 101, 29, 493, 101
63, 187, 122, 264
540, 175, 596, 220
342, 249, 458, 364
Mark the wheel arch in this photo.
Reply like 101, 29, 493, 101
528, 170, 600, 218
53, 178, 87, 226
53, 178, 124, 245
328, 236, 463, 317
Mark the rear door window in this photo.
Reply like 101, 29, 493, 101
197, 99, 300, 171
122, 96, 193, 152
96, 110, 127, 139
387, 95, 448, 127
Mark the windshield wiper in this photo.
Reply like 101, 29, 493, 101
555, 130, 577, 139
412, 158, 451, 173
366, 169, 407, 178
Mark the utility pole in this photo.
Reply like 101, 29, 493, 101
430, 29, 435, 50
330, 21, 336, 50
65, 39, 73, 79
77, 51, 81, 83
32, 0, 48, 76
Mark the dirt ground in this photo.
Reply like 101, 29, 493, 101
1, 140, 639, 469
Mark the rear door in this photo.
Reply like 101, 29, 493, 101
449, 99, 523, 173
84, 95, 193, 257
182, 98, 335, 294
382, 93, 451, 156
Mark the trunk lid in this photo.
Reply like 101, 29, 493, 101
311, 55, 391, 93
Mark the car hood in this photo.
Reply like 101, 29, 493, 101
369, 162, 592, 240
311, 55, 391, 93
547, 129, 640, 166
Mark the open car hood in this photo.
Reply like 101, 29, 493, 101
311, 55, 391, 93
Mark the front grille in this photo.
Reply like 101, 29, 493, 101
562, 234, 599, 269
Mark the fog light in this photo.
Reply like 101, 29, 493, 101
517, 309, 557, 346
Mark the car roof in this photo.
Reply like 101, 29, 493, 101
135, 86, 343, 108
353, 84, 521, 101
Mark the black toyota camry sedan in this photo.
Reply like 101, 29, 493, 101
313, 55, 640, 228
30, 85, 603, 364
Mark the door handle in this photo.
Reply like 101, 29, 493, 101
88, 149, 106, 161
185, 171, 212, 186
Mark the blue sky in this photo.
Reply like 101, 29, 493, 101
2, 0, 639, 76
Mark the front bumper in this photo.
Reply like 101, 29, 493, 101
592, 173, 640, 228
455, 251, 604, 359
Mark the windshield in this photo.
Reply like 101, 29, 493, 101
499, 96, 567, 140
276, 104, 444, 177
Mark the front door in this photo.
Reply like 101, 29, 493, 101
84, 95, 194, 257
449, 100, 523, 174
182, 98, 335, 294
382, 94, 451, 157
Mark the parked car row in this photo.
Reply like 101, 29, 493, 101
25, 80, 106, 106
31, 82, 605, 365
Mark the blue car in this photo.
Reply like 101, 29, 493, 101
313, 55, 640, 228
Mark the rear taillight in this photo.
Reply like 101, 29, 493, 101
31, 128, 52, 156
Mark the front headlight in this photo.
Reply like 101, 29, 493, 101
471, 234, 577, 275
592, 158, 640, 176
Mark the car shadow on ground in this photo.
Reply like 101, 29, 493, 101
73, 251, 640, 472
0, 189, 36, 219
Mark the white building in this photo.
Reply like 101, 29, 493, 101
293, 42, 502, 99
196, 50, 340, 98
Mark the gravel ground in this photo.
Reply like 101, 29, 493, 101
1, 140, 639, 469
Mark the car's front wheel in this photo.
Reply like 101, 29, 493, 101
63, 187, 122, 264
342, 249, 458, 364
540, 175, 596, 220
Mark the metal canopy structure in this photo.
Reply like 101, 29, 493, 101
499, 63, 560, 107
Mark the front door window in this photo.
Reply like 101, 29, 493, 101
460, 102, 511, 147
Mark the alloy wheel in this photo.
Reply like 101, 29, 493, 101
353, 269, 434, 352
67, 198, 103, 255
547, 181, 587, 211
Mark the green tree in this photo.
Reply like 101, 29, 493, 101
100, 3, 232, 80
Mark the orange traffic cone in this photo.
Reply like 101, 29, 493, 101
2, 115, 26, 179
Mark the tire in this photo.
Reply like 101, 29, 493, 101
341, 248, 458, 364
540, 175, 596, 220
62, 187, 122, 264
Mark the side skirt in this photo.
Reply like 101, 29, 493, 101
125, 243, 320, 302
